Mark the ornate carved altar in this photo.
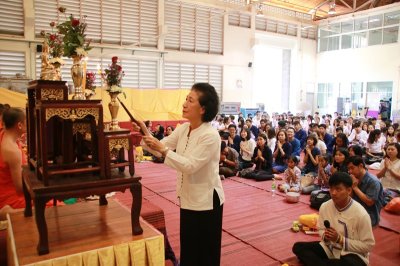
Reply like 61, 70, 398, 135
25, 80, 143, 255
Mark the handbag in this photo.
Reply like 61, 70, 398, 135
310, 190, 331, 210
300, 173, 315, 188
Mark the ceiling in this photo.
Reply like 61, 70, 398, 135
249, 0, 400, 20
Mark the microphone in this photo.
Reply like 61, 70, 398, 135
324, 220, 330, 229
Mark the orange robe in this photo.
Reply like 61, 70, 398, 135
0, 130, 25, 209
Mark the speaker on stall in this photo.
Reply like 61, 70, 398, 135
248, 62, 253, 68
36, 44, 42, 53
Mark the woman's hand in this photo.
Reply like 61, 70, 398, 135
143, 135, 164, 153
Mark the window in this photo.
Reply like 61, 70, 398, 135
383, 26, 399, 44
353, 31, 367, 48
368, 29, 382, 46
341, 34, 352, 49
341, 21, 353, 33
0, 0, 24, 36
163, 62, 222, 99
164, 0, 224, 54
229, 12, 251, 28
317, 83, 334, 113
355, 18, 368, 31
384, 10, 400, 26
369, 15, 383, 29
256, 17, 301, 38
318, 8, 399, 53
34, 0, 158, 47
328, 36, 340, 51
0, 51, 25, 77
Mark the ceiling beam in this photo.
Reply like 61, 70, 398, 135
338, 0, 353, 9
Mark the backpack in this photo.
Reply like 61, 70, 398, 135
310, 190, 331, 210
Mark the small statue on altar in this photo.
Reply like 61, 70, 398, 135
40, 39, 56, 80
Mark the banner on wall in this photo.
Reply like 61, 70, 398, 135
220, 102, 241, 115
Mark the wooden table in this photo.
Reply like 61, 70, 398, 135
7, 200, 164, 265
22, 167, 143, 255
104, 128, 135, 178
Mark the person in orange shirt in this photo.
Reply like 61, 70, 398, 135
0, 108, 27, 220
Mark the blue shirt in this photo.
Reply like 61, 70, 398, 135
294, 129, 307, 149
289, 138, 301, 157
323, 133, 334, 154
352, 171, 384, 227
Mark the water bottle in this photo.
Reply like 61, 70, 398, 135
271, 179, 276, 196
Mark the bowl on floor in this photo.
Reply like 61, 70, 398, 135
286, 192, 300, 203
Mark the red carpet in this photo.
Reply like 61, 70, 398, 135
115, 162, 400, 266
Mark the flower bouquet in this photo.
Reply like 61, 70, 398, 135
56, 7, 91, 58
56, 7, 92, 99
84, 71, 96, 99
102, 57, 125, 130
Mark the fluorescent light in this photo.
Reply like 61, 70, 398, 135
328, 2, 336, 15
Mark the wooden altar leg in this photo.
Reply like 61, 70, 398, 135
34, 197, 49, 255
130, 181, 143, 235
23, 178, 32, 217
99, 195, 108, 206
118, 148, 125, 173
128, 146, 135, 177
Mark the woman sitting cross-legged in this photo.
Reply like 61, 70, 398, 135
241, 133, 274, 181
272, 130, 292, 173
238, 128, 256, 170
376, 142, 400, 205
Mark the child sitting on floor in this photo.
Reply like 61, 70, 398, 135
317, 154, 332, 190
278, 156, 301, 193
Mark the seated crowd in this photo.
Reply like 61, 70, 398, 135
1, 102, 399, 265
211, 110, 399, 224
212, 110, 398, 265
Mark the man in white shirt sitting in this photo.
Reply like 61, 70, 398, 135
293, 171, 375, 266
348, 121, 368, 147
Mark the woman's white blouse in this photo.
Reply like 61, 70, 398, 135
161, 122, 225, 211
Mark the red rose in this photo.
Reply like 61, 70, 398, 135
117, 65, 122, 72
112, 56, 118, 63
50, 22, 56, 27
71, 19, 80, 27
49, 34, 56, 41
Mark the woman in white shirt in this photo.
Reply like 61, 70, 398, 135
365, 129, 385, 165
139, 83, 225, 266
377, 143, 400, 203
239, 127, 256, 170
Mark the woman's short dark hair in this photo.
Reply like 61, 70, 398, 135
192, 83, 219, 122
349, 145, 363, 157
267, 128, 276, 139
336, 133, 349, 147
307, 134, 318, 146
240, 128, 251, 141
329, 171, 353, 188
2, 108, 25, 129
258, 133, 267, 140
368, 129, 381, 144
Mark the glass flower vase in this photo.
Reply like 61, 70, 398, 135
108, 92, 121, 130
71, 55, 86, 100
